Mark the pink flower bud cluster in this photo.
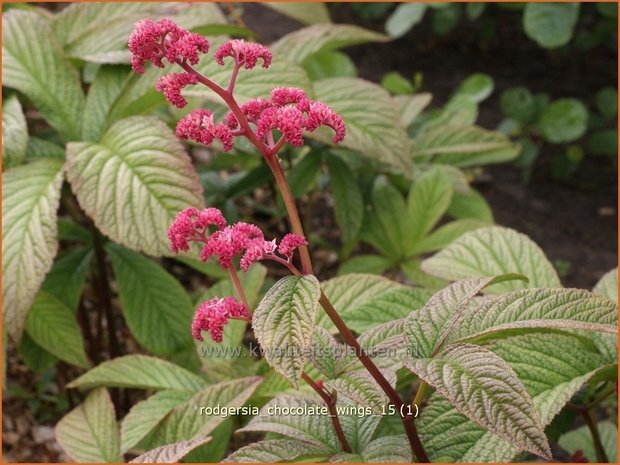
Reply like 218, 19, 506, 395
175, 109, 234, 151
168, 207, 308, 270
214, 39, 272, 70
128, 19, 208, 74
192, 296, 250, 343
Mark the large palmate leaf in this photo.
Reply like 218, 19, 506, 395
66, 116, 204, 256
419, 333, 608, 462
311, 78, 413, 174
253, 275, 320, 388
2, 159, 64, 342
264, 3, 331, 24
422, 226, 561, 292
147, 377, 262, 445
411, 125, 520, 167
68, 355, 207, 391
449, 288, 618, 344
106, 244, 194, 356
25, 291, 89, 368
56, 388, 122, 463
405, 275, 524, 359
406, 343, 551, 460
224, 438, 331, 463
3, 10, 85, 141
121, 390, 193, 453
271, 24, 388, 64
318, 274, 432, 333
130, 436, 213, 463
2, 95, 28, 168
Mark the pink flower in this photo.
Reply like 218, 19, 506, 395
155, 72, 197, 108
176, 109, 235, 151
214, 39, 272, 69
256, 106, 305, 147
128, 19, 208, 73
305, 102, 346, 143
271, 87, 311, 112
192, 296, 250, 343
200, 222, 264, 268
168, 207, 227, 253
240, 238, 277, 272
278, 233, 308, 259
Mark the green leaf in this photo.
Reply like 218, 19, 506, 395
385, 3, 427, 38
303, 51, 357, 81
523, 3, 580, 48
2, 159, 64, 341
404, 276, 525, 359
224, 438, 331, 463
466, 3, 487, 20
121, 390, 193, 453
66, 116, 205, 256
42, 248, 93, 311
593, 268, 618, 303
318, 274, 432, 333
312, 78, 413, 174
406, 343, 552, 460
26, 137, 66, 160
382, 72, 415, 95
415, 219, 489, 254
500, 87, 537, 123
2, 95, 28, 168
106, 244, 194, 356
147, 377, 262, 445
326, 370, 396, 413
253, 275, 321, 388
449, 287, 618, 344
264, 3, 331, 24
559, 421, 617, 463
419, 333, 608, 462
68, 355, 207, 391
394, 93, 433, 127
288, 152, 322, 197
3, 10, 85, 141
56, 388, 122, 463
338, 255, 393, 276
327, 155, 364, 244
432, 4, 462, 35
411, 125, 521, 167
367, 176, 407, 260
538, 98, 588, 143
272, 24, 388, 64
130, 436, 213, 463
595, 86, 617, 119
457, 73, 494, 103
17, 331, 57, 373
358, 435, 412, 462
447, 188, 494, 223
308, 326, 346, 378
25, 291, 89, 368
586, 129, 617, 156
422, 226, 562, 292
343, 319, 408, 372
405, 167, 453, 254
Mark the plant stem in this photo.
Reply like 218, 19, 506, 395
413, 381, 427, 411
301, 372, 352, 453
583, 409, 608, 463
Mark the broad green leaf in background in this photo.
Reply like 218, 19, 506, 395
404, 275, 524, 359
66, 116, 205, 256
419, 333, 609, 462
264, 3, 331, 24
308, 326, 346, 378
424, 94, 478, 129
447, 188, 494, 223
538, 98, 589, 143
2, 159, 64, 342
456, 73, 494, 104
147, 377, 262, 445
3, 10, 85, 141
68, 355, 207, 391
2, 95, 28, 168
319, 274, 432, 333
25, 291, 89, 368
56, 388, 122, 463
312, 78, 413, 174
414, 219, 489, 254
593, 267, 618, 302
26, 138, 66, 160
17, 333, 57, 373
326, 155, 364, 244
559, 421, 617, 463
106, 244, 194, 356
411, 125, 520, 167
338, 255, 393, 276
224, 438, 331, 463
406, 343, 552, 460
394, 93, 433, 127
386, 3, 427, 38
500, 87, 537, 123
303, 51, 357, 81
271, 24, 389, 64
130, 436, 213, 463
288, 152, 323, 197
422, 226, 561, 292
523, 3, 580, 48
253, 275, 321, 387
121, 390, 193, 453
42, 248, 93, 311
449, 287, 618, 344
595, 86, 618, 120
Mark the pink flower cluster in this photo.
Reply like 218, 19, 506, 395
168, 207, 308, 271
175, 109, 234, 151
192, 297, 250, 343
128, 19, 209, 73
214, 39, 272, 70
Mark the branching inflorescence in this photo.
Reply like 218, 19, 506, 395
129, 18, 429, 462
